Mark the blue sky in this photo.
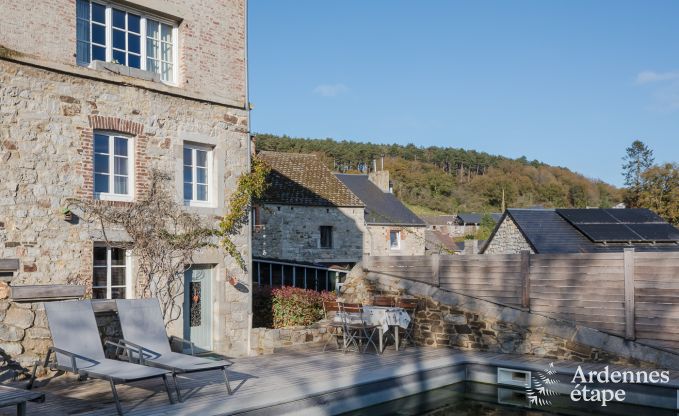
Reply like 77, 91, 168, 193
248, 1, 679, 187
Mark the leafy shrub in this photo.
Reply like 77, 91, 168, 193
272, 287, 335, 328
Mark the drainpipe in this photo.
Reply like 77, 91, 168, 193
244, 0, 254, 356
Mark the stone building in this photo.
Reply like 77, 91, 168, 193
252, 151, 366, 291
482, 208, 679, 254
0, 0, 251, 363
336, 172, 426, 256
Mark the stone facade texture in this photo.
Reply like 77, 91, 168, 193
0, 0, 251, 362
364, 225, 426, 257
0, 0, 246, 108
249, 324, 330, 356
483, 216, 534, 254
252, 204, 365, 264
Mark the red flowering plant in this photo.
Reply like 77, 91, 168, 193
271, 287, 336, 328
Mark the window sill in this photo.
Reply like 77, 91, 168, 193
184, 200, 217, 209
87, 60, 176, 85
95, 193, 134, 203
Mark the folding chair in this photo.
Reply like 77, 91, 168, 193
339, 303, 379, 354
395, 298, 418, 349
322, 300, 344, 352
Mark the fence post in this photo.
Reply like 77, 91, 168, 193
624, 248, 636, 340
521, 250, 530, 310
431, 254, 440, 287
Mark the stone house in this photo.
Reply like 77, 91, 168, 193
335, 172, 426, 257
482, 208, 679, 254
0, 0, 251, 364
252, 151, 366, 291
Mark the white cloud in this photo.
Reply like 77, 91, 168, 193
313, 83, 348, 97
636, 70, 679, 84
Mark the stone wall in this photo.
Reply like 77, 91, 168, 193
364, 225, 426, 257
249, 323, 330, 355
482, 216, 534, 254
0, 57, 252, 360
340, 264, 679, 369
0, 301, 50, 369
253, 204, 365, 264
0, 0, 246, 107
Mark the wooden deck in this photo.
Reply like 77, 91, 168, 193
2, 346, 677, 415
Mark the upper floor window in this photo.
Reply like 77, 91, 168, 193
94, 132, 134, 201
183, 144, 213, 206
76, 0, 178, 83
93, 245, 130, 299
389, 230, 401, 250
320, 226, 333, 249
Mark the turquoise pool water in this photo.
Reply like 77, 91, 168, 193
341, 382, 675, 416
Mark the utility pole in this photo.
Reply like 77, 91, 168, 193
501, 188, 506, 212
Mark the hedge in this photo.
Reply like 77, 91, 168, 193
271, 287, 335, 328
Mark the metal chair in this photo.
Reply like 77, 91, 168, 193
395, 298, 418, 349
322, 300, 344, 351
338, 303, 380, 354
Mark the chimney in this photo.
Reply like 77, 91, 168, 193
368, 170, 390, 193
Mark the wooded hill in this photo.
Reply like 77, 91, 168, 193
255, 134, 622, 214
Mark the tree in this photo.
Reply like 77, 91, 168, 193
637, 163, 679, 225
622, 140, 654, 186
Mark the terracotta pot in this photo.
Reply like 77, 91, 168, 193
228, 276, 238, 286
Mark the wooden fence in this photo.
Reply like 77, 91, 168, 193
363, 250, 679, 352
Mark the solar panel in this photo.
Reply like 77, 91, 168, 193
575, 224, 643, 243
605, 208, 664, 224
627, 224, 679, 242
556, 209, 617, 224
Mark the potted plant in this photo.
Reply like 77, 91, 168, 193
62, 208, 73, 222
228, 276, 239, 286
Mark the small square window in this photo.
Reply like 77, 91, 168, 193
389, 230, 401, 250
320, 226, 333, 249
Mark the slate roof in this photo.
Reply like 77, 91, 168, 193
335, 174, 425, 226
481, 209, 679, 254
257, 152, 364, 207
457, 213, 503, 225
422, 215, 459, 226
425, 229, 462, 253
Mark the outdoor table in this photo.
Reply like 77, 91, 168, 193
362, 306, 411, 353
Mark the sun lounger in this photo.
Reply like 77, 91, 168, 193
114, 298, 233, 402
27, 300, 174, 415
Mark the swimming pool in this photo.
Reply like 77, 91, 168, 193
341, 381, 676, 416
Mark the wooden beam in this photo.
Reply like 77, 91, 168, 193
521, 250, 530, 310
0, 259, 19, 271
624, 248, 636, 340
9, 285, 85, 301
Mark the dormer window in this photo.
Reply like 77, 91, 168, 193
76, 0, 178, 83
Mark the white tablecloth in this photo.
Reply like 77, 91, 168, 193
361, 306, 411, 332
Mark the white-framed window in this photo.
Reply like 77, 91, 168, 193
320, 226, 333, 249
76, 0, 179, 83
93, 131, 134, 201
183, 144, 213, 206
92, 245, 131, 299
389, 230, 401, 250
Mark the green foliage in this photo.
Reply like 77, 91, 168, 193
271, 287, 336, 328
622, 140, 655, 188
216, 156, 270, 270
256, 134, 622, 212
475, 213, 497, 241
637, 163, 679, 225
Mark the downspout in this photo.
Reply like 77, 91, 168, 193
244, 0, 254, 356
